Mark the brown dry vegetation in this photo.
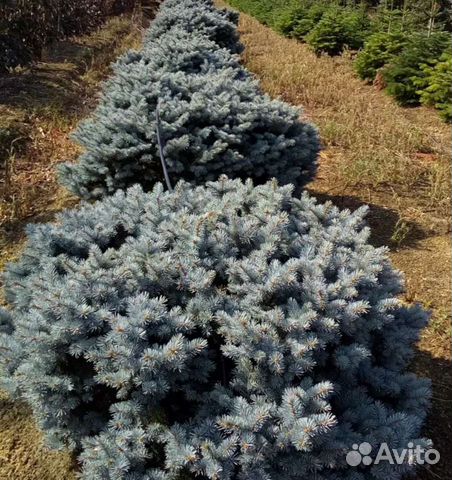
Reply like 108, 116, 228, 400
218, 3, 451, 479
0, 14, 144, 479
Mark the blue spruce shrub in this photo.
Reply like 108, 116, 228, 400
145, 0, 243, 54
59, 42, 319, 200
59, 0, 319, 200
1, 177, 431, 479
140, 27, 246, 75
111, 25, 248, 85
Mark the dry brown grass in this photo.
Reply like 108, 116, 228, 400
218, 3, 451, 479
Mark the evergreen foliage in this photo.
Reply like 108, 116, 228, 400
291, 3, 332, 40
228, 0, 294, 27
0, 177, 431, 479
274, 1, 331, 40
145, 0, 244, 54
306, 8, 371, 56
416, 50, 452, 121
273, 1, 313, 37
382, 32, 450, 106
138, 27, 245, 77
59, 0, 319, 200
370, 5, 406, 34
355, 31, 409, 82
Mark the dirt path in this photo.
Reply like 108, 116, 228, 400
220, 4, 451, 480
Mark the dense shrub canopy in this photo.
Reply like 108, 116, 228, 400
131, 27, 247, 78
59, 0, 319, 200
274, 2, 312, 37
306, 7, 371, 56
355, 31, 409, 82
145, 0, 244, 54
291, 3, 331, 40
416, 50, 452, 121
1, 177, 431, 479
273, 1, 332, 41
228, 0, 291, 26
382, 32, 450, 106
60, 63, 318, 199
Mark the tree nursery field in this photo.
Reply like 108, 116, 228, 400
0, 1, 450, 479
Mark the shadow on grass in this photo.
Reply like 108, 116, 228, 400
414, 351, 452, 480
309, 190, 428, 249
0, 40, 97, 116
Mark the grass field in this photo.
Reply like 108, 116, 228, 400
217, 3, 451, 479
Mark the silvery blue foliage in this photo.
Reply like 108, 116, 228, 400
0, 177, 431, 480
141, 26, 246, 75
58, 0, 319, 199
145, 0, 243, 54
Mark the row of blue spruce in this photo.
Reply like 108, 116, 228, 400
0, 0, 432, 479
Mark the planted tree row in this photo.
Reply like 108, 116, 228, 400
0, 0, 137, 72
356, 30, 451, 120
228, 0, 452, 121
58, 0, 320, 199
0, 1, 432, 479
